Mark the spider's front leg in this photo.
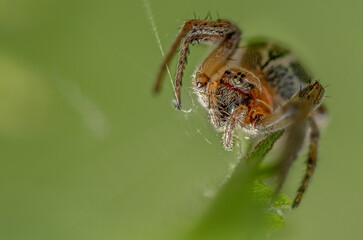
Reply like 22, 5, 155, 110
154, 19, 241, 109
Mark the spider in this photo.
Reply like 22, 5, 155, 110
154, 19, 327, 208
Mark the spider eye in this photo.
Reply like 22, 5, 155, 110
248, 84, 255, 89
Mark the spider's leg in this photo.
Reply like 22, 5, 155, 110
154, 19, 241, 109
223, 105, 248, 150
273, 104, 309, 201
256, 81, 325, 132
252, 81, 325, 204
292, 117, 319, 208
154, 22, 190, 93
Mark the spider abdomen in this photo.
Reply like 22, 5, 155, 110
241, 41, 312, 102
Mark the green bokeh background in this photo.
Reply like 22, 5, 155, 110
0, 0, 362, 239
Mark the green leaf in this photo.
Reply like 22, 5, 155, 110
183, 130, 289, 240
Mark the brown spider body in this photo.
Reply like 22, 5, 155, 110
154, 19, 327, 208
195, 67, 274, 129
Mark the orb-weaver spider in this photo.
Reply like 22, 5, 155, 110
154, 19, 327, 208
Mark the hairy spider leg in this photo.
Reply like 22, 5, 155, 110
253, 81, 324, 205
274, 102, 310, 203
256, 81, 325, 132
292, 118, 319, 208
154, 19, 241, 109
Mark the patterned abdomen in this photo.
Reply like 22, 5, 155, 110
241, 40, 312, 101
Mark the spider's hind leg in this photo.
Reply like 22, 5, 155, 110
273, 101, 310, 202
254, 81, 325, 207
292, 117, 319, 208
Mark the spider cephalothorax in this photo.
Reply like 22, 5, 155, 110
154, 18, 327, 208
196, 68, 274, 136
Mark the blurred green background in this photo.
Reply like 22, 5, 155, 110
0, 0, 362, 239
